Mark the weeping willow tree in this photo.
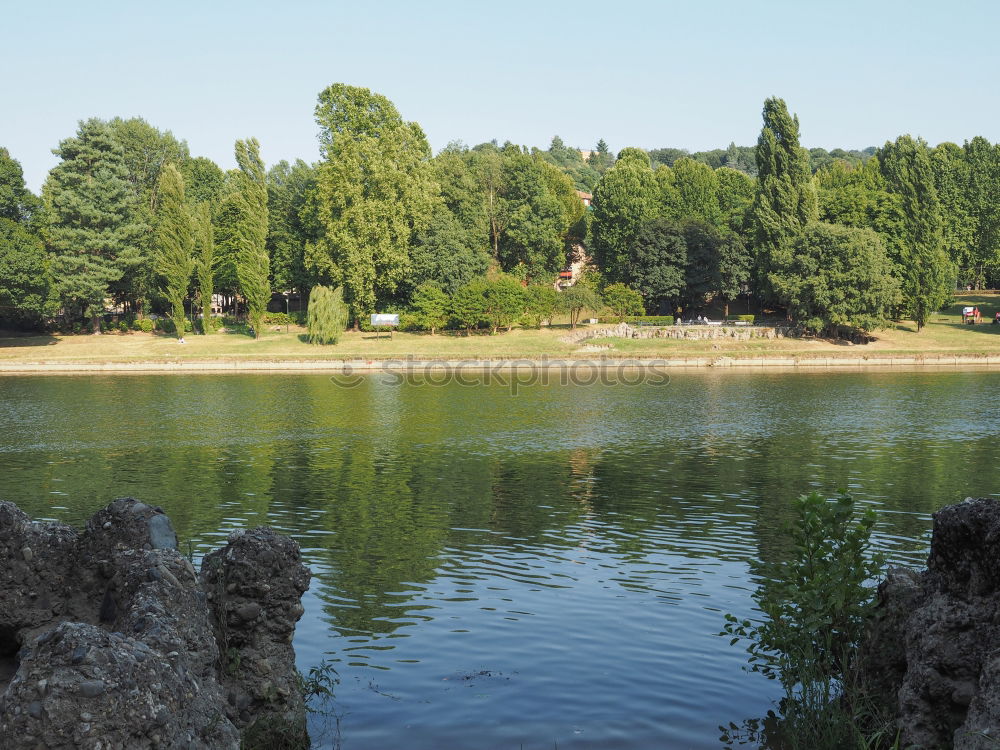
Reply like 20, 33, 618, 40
307, 284, 348, 344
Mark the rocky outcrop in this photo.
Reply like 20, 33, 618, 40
864, 498, 1000, 749
0, 499, 311, 749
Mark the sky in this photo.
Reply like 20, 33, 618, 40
4, 0, 1000, 192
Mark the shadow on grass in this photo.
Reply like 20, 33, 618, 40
0, 333, 59, 348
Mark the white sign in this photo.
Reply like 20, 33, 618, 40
370, 314, 399, 327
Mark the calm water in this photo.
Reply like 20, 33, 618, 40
1, 370, 998, 748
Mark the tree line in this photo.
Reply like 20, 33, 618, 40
0, 86, 996, 338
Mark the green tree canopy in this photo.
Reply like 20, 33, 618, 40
771, 222, 900, 333
482, 273, 526, 333
410, 281, 450, 334
153, 163, 195, 338
752, 97, 818, 301
878, 135, 953, 329
0, 218, 50, 327
450, 278, 489, 335
227, 138, 270, 337
591, 148, 659, 281
602, 282, 645, 320
309, 83, 436, 323
44, 118, 143, 330
623, 218, 687, 313
557, 283, 602, 329
522, 284, 558, 328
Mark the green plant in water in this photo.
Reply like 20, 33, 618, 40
722, 491, 889, 749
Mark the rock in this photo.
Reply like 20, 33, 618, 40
0, 499, 311, 750
862, 498, 1000, 749
201, 527, 311, 743
147, 514, 178, 550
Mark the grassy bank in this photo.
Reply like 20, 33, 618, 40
2, 296, 1000, 366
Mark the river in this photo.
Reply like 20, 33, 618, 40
1, 370, 996, 748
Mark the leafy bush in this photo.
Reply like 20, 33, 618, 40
722, 491, 887, 748
197, 317, 224, 334
410, 281, 450, 334
623, 315, 674, 326
137, 319, 154, 333
118, 321, 129, 333
261, 311, 305, 326
727, 314, 756, 323
602, 282, 645, 321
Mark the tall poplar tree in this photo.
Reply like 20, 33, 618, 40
309, 83, 435, 324
229, 138, 270, 338
192, 202, 215, 334
752, 97, 818, 301
45, 119, 142, 332
154, 163, 194, 338
878, 135, 952, 330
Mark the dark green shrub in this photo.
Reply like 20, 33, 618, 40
138, 319, 154, 333
623, 315, 674, 326
118, 321, 129, 333
727, 314, 756, 323
262, 312, 304, 325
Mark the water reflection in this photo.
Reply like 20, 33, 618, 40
0, 371, 996, 748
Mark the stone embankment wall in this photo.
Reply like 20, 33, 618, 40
0, 498, 311, 749
562, 322, 799, 344
864, 498, 1000, 749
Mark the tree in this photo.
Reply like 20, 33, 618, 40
0, 219, 50, 327
558, 283, 602, 329
411, 281, 449, 334
522, 284, 558, 328
409, 205, 490, 294
309, 83, 435, 323
307, 284, 348, 344
450, 278, 488, 335
586, 139, 615, 174
752, 97, 818, 302
107, 117, 190, 315
192, 202, 215, 334
716, 233, 753, 317
681, 221, 726, 308
878, 136, 953, 330
180, 156, 225, 206
266, 159, 317, 297
929, 143, 974, 281
44, 118, 142, 332
0, 148, 41, 228
715, 166, 756, 236
0, 148, 49, 328
228, 138, 270, 338
483, 273, 526, 333
154, 164, 195, 339
602, 282, 645, 320
962, 137, 1000, 286
663, 158, 722, 227
497, 154, 572, 279
624, 219, 687, 313
770, 222, 900, 333
590, 148, 659, 281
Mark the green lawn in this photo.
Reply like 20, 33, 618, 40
2, 296, 1000, 364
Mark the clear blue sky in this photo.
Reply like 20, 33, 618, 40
5, 0, 999, 191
